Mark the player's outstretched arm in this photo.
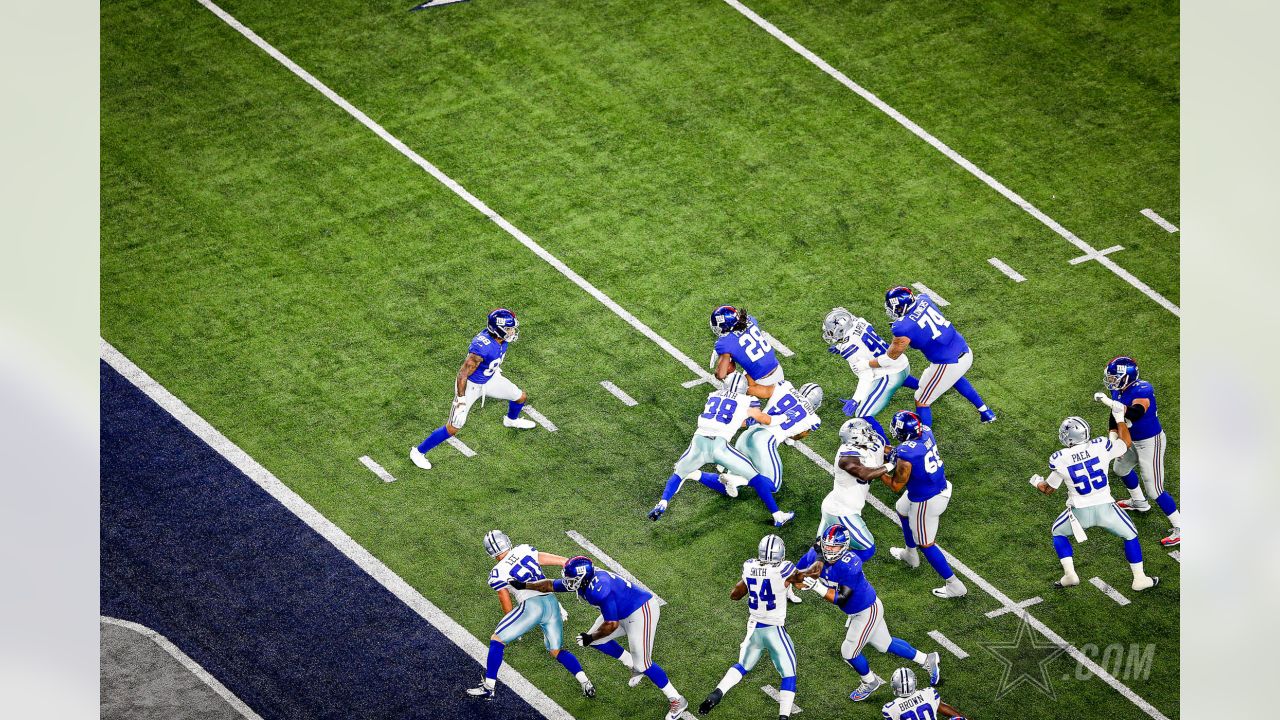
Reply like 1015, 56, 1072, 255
455, 353, 483, 397
747, 407, 774, 425
730, 579, 749, 601
537, 553, 569, 567
838, 454, 889, 482
1108, 414, 1133, 448
496, 587, 514, 614
881, 460, 910, 493
508, 578, 556, 593
938, 700, 966, 718
577, 621, 619, 646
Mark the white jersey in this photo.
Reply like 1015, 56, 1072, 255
742, 558, 796, 626
695, 390, 756, 441
833, 316, 908, 379
488, 543, 549, 604
821, 442, 883, 517
882, 687, 941, 720
1047, 436, 1129, 509
760, 380, 821, 441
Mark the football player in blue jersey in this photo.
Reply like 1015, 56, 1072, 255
862, 286, 994, 428
711, 305, 784, 399
795, 525, 941, 703
511, 557, 689, 720
1096, 356, 1182, 547
410, 308, 536, 470
882, 411, 968, 599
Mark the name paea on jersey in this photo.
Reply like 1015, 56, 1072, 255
822, 442, 885, 517
695, 390, 756, 440
488, 544, 548, 604
1046, 436, 1129, 509
742, 558, 796, 626
761, 380, 821, 441
882, 687, 941, 720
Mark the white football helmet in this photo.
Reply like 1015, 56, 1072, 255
798, 382, 824, 411
483, 529, 512, 558
758, 534, 786, 564
839, 417, 877, 448
1059, 416, 1090, 447
722, 371, 749, 397
891, 667, 917, 698
822, 307, 858, 345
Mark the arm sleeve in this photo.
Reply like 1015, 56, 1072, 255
779, 561, 796, 578
1044, 469, 1067, 490
798, 547, 818, 569
488, 569, 507, 591
551, 579, 567, 593
600, 595, 620, 622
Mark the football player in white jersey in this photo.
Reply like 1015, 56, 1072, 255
882, 668, 967, 720
1027, 402, 1159, 592
712, 379, 823, 506
466, 530, 595, 700
822, 308, 916, 434
650, 372, 796, 527
699, 535, 806, 720
818, 418, 894, 562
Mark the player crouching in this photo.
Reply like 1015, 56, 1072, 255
883, 668, 968, 720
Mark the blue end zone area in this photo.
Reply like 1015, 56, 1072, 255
100, 361, 548, 720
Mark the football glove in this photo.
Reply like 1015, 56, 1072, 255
1028, 474, 1044, 488
800, 576, 819, 591
576, 632, 593, 647
840, 397, 858, 417
507, 579, 527, 590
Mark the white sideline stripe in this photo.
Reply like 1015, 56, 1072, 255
987, 257, 1027, 283
411, 0, 469, 9
911, 282, 949, 306
565, 530, 665, 606
761, 685, 801, 713
761, 331, 794, 357
195, 5, 1165, 716
1069, 244, 1123, 265
446, 436, 477, 457
721, 0, 1180, 318
358, 455, 397, 483
600, 380, 639, 407
102, 616, 264, 720
1140, 208, 1179, 233
927, 630, 969, 660
100, 339, 572, 720
985, 595, 1043, 618
682, 377, 713, 389
196, 0, 711, 388
1090, 577, 1132, 606
523, 406, 558, 432
1168, 550, 1180, 563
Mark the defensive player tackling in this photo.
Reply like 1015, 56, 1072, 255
822, 307, 917, 435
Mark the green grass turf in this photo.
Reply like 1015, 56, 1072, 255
102, 1, 1179, 718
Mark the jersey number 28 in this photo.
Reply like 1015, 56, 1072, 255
738, 326, 774, 362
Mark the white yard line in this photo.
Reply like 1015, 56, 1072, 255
446, 436, 477, 457
927, 630, 970, 660
102, 616, 264, 720
565, 530, 666, 606
358, 455, 397, 483
1168, 550, 1180, 563
600, 380, 639, 407
1069, 245, 1124, 265
411, 0, 469, 9
682, 377, 714, 389
911, 282, 949, 306
760, 331, 795, 357
195, 6, 1167, 716
720, 0, 1180, 318
1089, 577, 1132, 606
523, 406, 558, 432
101, 339, 572, 720
1140, 209, 1179, 233
987, 257, 1027, 283
985, 596, 1043, 618
762, 685, 802, 713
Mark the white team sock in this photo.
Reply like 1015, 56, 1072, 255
619, 650, 636, 671
904, 547, 919, 564
483, 678, 496, 690
716, 667, 744, 694
860, 671, 877, 683
575, 671, 589, 683
1167, 510, 1181, 526
976, 404, 989, 412
913, 650, 927, 665
658, 681, 680, 701
1127, 486, 1145, 503
1129, 561, 1147, 581
779, 689, 795, 716
1059, 557, 1079, 584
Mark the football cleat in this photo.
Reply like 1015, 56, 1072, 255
1160, 527, 1181, 547
409, 447, 432, 470
648, 501, 667, 521
666, 696, 690, 720
889, 546, 920, 568
1133, 576, 1161, 591
721, 473, 749, 498
581, 679, 596, 699
465, 683, 496, 700
923, 652, 941, 685
849, 674, 884, 701
931, 578, 968, 599
628, 669, 646, 688
1117, 499, 1151, 513
773, 511, 795, 528
698, 688, 723, 715
503, 415, 537, 429
979, 408, 997, 424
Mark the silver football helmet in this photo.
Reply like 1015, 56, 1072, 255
891, 667, 917, 698
483, 529, 513, 558
822, 307, 857, 345
839, 417, 876, 448
1059, 416, 1091, 447
798, 382, 824, 411
758, 534, 786, 564
722, 371, 749, 397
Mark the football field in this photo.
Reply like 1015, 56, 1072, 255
101, 1, 1179, 718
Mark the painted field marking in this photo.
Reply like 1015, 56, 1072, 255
762, 685, 802, 713
911, 282, 949, 306
761, 331, 794, 357
358, 455, 397, 483
446, 436, 476, 457
1090, 577, 1132, 606
721, 0, 1180, 318
927, 630, 970, 660
102, 616, 264, 720
101, 340, 572, 720
1140, 209, 1179, 233
682, 377, 714, 389
600, 380, 639, 407
985, 596, 1043, 619
410, 0, 469, 10
988, 257, 1027, 283
522, 406, 558, 432
1069, 245, 1124, 265
195, 7, 1166, 717
565, 530, 666, 606
1168, 550, 1180, 563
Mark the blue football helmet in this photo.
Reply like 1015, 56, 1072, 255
820, 524, 852, 563
562, 555, 595, 591
710, 305, 744, 336
1104, 356, 1139, 392
890, 410, 924, 441
884, 286, 916, 320
487, 308, 520, 343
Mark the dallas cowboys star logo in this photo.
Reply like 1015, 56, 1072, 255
979, 615, 1068, 700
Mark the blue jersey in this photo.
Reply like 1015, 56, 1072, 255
895, 427, 948, 502
466, 331, 508, 385
1112, 380, 1162, 441
890, 295, 969, 364
574, 570, 651, 622
714, 316, 781, 381
798, 548, 877, 614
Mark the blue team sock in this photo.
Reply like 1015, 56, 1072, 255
697, 471, 729, 496
592, 640, 626, 659
506, 400, 525, 420
887, 638, 919, 660
485, 640, 505, 681
660, 473, 684, 502
644, 663, 670, 687
853, 544, 876, 562
1052, 535, 1074, 559
1122, 470, 1141, 490
1124, 537, 1144, 564
916, 405, 933, 427
848, 653, 871, 675
555, 650, 584, 676
417, 425, 452, 454
748, 474, 780, 514
903, 375, 920, 390
920, 544, 954, 580
952, 377, 988, 411
1155, 491, 1178, 517
898, 515, 917, 548
780, 675, 797, 692
863, 416, 888, 444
